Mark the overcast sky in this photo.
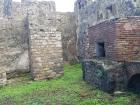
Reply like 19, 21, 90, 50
13, 0, 77, 12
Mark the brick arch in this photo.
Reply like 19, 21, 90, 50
124, 62, 140, 79
124, 62, 140, 91
127, 71, 140, 81
127, 73, 140, 92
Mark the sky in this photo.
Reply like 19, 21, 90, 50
13, 0, 77, 12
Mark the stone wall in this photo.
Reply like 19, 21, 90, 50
0, 0, 30, 80
0, 0, 65, 82
0, 0, 3, 17
29, 26, 63, 80
82, 59, 140, 92
0, 17, 29, 77
3, 0, 12, 16
0, 0, 77, 83
27, 1, 63, 80
88, 17, 140, 62
82, 59, 126, 92
56, 12, 77, 62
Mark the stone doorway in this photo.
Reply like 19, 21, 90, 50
96, 42, 105, 57
127, 74, 140, 92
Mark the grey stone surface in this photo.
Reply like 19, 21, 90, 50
56, 12, 77, 62
82, 59, 126, 92
82, 59, 140, 92
4, 0, 12, 16
0, 17, 29, 76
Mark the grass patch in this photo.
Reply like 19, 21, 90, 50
0, 64, 140, 105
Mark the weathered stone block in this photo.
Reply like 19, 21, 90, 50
82, 59, 127, 92
0, 70, 7, 86
82, 58, 140, 92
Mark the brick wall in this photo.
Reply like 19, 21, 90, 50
88, 19, 117, 60
116, 17, 140, 61
28, 1, 63, 80
88, 17, 140, 62
29, 28, 63, 80
75, 0, 140, 60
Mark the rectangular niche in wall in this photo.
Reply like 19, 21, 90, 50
96, 42, 106, 57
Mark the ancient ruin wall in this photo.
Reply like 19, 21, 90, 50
56, 12, 77, 62
0, 0, 65, 81
0, 0, 30, 79
0, 17, 29, 77
0, 0, 78, 83
88, 17, 140, 62
75, 0, 140, 59
88, 19, 117, 60
82, 17, 140, 92
75, 0, 140, 92
115, 17, 140, 61
27, 1, 63, 80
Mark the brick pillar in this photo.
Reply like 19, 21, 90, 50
28, 1, 63, 80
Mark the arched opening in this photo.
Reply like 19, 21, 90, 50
127, 74, 140, 92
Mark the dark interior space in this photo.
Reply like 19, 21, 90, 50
127, 74, 140, 92
96, 42, 105, 57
